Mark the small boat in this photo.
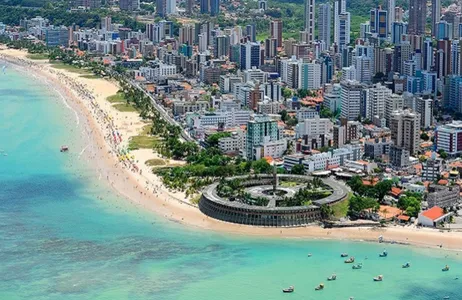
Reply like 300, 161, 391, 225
60, 145, 69, 152
341, 253, 348, 257
373, 275, 383, 282
282, 286, 294, 293
315, 283, 324, 291
344, 256, 355, 263
379, 250, 388, 257
307, 253, 312, 257
402, 262, 410, 268
327, 274, 337, 281
352, 263, 362, 269
442, 265, 450, 272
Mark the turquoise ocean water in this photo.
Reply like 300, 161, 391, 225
1, 66, 462, 300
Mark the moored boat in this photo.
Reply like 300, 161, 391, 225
60, 145, 69, 152
327, 274, 337, 281
315, 283, 324, 290
352, 263, 362, 269
379, 250, 388, 257
341, 253, 348, 257
344, 256, 355, 263
402, 262, 410, 268
282, 286, 294, 293
442, 265, 450, 272
373, 275, 383, 281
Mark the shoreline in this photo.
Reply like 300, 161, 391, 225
3, 47, 462, 252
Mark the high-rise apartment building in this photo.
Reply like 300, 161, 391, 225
334, 0, 346, 49
318, 3, 331, 47
304, 0, 315, 44
120, 0, 139, 11
337, 12, 350, 52
365, 83, 392, 120
390, 109, 421, 155
432, 0, 441, 37
240, 42, 261, 70
270, 20, 283, 48
156, 0, 166, 17
246, 115, 283, 160
385, 93, 404, 126
388, 0, 395, 35
408, 0, 426, 35
340, 80, 363, 121
298, 62, 321, 90
370, 7, 388, 39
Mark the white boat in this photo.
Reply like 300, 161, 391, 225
373, 275, 383, 281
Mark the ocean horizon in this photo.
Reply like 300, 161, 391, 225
1, 65, 462, 300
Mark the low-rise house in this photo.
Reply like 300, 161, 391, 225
418, 206, 452, 227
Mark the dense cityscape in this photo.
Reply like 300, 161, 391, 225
2, 0, 462, 228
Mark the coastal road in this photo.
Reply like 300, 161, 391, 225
129, 80, 195, 143
106, 67, 195, 143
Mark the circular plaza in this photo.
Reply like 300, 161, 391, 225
199, 174, 349, 227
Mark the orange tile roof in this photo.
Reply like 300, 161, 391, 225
390, 187, 402, 197
421, 206, 445, 221
362, 177, 379, 186
263, 156, 274, 164
378, 205, 402, 219
397, 215, 410, 221
437, 179, 448, 185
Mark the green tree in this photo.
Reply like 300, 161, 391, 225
320, 204, 334, 220
420, 132, 430, 141
279, 110, 288, 122
290, 164, 305, 175
347, 176, 365, 196
374, 180, 393, 203
252, 159, 272, 174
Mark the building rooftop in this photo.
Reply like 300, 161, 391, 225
421, 206, 445, 221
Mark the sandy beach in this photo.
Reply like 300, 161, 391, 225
3, 47, 462, 251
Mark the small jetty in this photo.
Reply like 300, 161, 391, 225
60, 145, 69, 152
282, 286, 294, 293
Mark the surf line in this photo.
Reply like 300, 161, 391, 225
78, 144, 90, 158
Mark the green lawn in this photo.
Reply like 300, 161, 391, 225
128, 135, 160, 150
280, 181, 298, 187
26, 53, 49, 60
80, 74, 100, 79
331, 195, 351, 219
145, 158, 166, 167
112, 103, 139, 112
50, 62, 90, 74
107, 92, 126, 103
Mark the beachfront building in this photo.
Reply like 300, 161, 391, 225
139, 63, 177, 82
246, 115, 285, 160
186, 109, 252, 129
172, 100, 210, 116
418, 206, 452, 227
218, 130, 246, 155
426, 184, 460, 209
